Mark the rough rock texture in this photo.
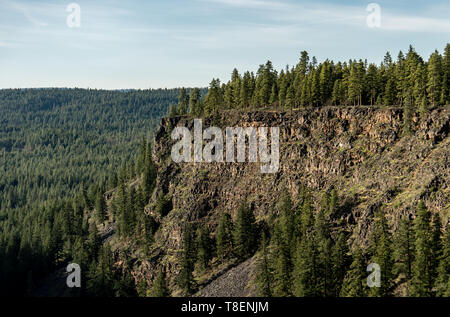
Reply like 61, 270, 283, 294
135, 105, 449, 296
196, 257, 257, 297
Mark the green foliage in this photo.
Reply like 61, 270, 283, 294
393, 215, 414, 280
216, 212, 233, 262
149, 267, 170, 297
178, 223, 196, 295
197, 225, 212, 271
95, 191, 107, 223
410, 201, 435, 296
155, 194, 172, 217
232, 201, 257, 261
256, 232, 272, 297
367, 209, 393, 297
340, 247, 367, 297
435, 225, 450, 296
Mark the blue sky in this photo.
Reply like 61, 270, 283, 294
0, 0, 449, 89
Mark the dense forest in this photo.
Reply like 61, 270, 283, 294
0, 44, 448, 297
175, 44, 449, 135
169, 188, 450, 297
0, 88, 205, 295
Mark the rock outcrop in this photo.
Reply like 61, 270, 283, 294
137, 105, 449, 296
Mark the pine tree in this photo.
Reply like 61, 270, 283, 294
179, 223, 196, 295
348, 61, 364, 106
149, 267, 170, 297
232, 201, 257, 261
273, 223, 291, 296
403, 88, 414, 135
239, 72, 252, 108
216, 212, 233, 262
292, 235, 318, 296
435, 224, 450, 296
332, 79, 342, 105
256, 232, 272, 297
430, 214, 443, 283
426, 50, 443, 107
168, 104, 178, 117
314, 207, 333, 296
197, 225, 211, 271
204, 79, 224, 115
366, 63, 379, 106
393, 215, 414, 281
231, 68, 241, 107
285, 85, 295, 109
95, 190, 107, 223
189, 88, 202, 116
87, 223, 101, 261
177, 87, 189, 115
413, 63, 428, 116
368, 209, 393, 297
443, 43, 450, 104
224, 83, 233, 109
299, 196, 314, 238
331, 232, 348, 296
340, 246, 367, 297
278, 188, 294, 246
410, 201, 434, 296
384, 77, 397, 106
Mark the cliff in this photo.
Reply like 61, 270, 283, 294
132, 105, 449, 296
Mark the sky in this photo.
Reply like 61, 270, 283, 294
0, 0, 449, 89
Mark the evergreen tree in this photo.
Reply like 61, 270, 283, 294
435, 224, 450, 296
149, 267, 170, 297
340, 247, 367, 297
197, 225, 212, 271
177, 87, 189, 115
366, 63, 379, 106
331, 232, 349, 296
189, 88, 202, 116
95, 190, 107, 223
204, 79, 224, 115
314, 207, 333, 296
443, 44, 450, 104
426, 50, 443, 107
256, 232, 272, 297
233, 201, 257, 261
278, 188, 294, 247
393, 215, 414, 280
431, 214, 443, 283
216, 212, 233, 262
410, 201, 434, 296
273, 224, 292, 296
292, 235, 318, 296
179, 223, 196, 295
368, 209, 393, 297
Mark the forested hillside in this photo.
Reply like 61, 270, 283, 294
0, 44, 448, 298
185, 44, 450, 125
0, 87, 206, 295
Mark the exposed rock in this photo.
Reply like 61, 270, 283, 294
139, 106, 449, 296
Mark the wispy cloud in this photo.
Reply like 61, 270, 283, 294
200, 0, 287, 10
201, 0, 450, 33
382, 14, 450, 33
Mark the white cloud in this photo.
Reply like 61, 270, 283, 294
382, 14, 450, 33
200, 0, 287, 10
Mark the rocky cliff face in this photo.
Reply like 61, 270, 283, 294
136, 106, 448, 295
